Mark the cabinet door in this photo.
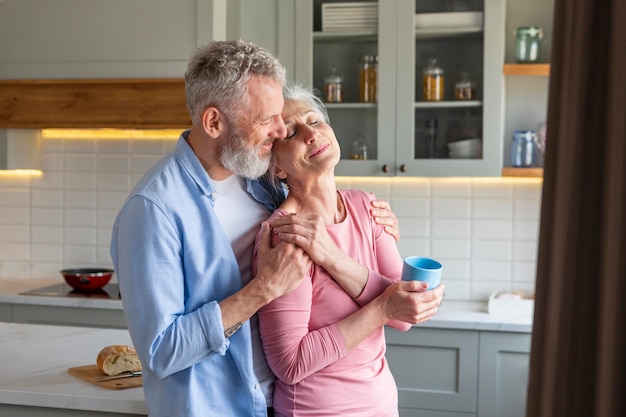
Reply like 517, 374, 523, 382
300, 0, 396, 176
478, 331, 531, 417
395, 0, 505, 176
0, 304, 10, 322
385, 327, 479, 414
0, 0, 218, 79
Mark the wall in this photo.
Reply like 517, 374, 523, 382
0, 131, 542, 302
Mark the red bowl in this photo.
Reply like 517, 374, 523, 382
60, 268, 115, 291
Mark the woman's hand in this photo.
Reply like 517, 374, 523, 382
370, 198, 400, 242
378, 281, 445, 325
267, 213, 369, 297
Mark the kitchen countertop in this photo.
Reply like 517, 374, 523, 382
0, 278, 123, 310
0, 278, 533, 333
0, 321, 147, 416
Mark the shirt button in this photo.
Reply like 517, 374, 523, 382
254, 383, 259, 389
211, 192, 217, 199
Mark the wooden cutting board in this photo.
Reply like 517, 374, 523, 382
68, 365, 142, 390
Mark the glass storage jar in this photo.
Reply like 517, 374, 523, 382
422, 58, 444, 101
515, 26, 543, 63
359, 55, 377, 103
510, 130, 537, 167
324, 65, 344, 103
454, 72, 476, 100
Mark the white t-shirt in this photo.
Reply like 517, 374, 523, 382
212, 174, 275, 405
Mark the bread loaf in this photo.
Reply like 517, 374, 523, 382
96, 345, 142, 376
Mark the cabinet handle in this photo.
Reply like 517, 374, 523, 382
381, 164, 389, 173
399, 164, 407, 173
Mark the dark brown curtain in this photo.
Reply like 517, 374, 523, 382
526, 0, 626, 416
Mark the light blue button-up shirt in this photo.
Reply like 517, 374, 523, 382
110, 132, 284, 417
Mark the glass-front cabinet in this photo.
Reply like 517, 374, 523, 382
294, 0, 505, 177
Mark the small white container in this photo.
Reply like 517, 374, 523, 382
488, 291, 535, 316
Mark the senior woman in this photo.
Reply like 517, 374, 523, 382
252, 84, 445, 417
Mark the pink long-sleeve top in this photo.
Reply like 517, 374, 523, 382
252, 190, 405, 417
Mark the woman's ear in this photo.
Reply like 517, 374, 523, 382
202, 107, 223, 138
273, 164, 288, 180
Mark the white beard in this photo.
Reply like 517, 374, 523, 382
220, 129, 271, 180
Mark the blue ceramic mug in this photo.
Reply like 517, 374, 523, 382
401, 256, 443, 290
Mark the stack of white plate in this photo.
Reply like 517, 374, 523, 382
448, 138, 482, 159
322, 2, 378, 32
413, 11, 483, 29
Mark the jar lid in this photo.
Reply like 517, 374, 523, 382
360, 55, 377, 63
516, 26, 543, 37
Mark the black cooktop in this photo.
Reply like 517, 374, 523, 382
19, 283, 121, 299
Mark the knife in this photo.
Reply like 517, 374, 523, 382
96, 371, 142, 381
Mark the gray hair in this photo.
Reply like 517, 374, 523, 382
282, 84, 330, 125
184, 40, 287, 126
263, 84, 330, 193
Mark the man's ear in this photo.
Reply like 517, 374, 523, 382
202, 107, 223, 138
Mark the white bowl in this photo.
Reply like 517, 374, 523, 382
448, 138, 481, 152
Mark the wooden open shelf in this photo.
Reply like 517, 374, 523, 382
503, 64, 550, 76
0, 79, 191, 129
501, 167, 543, 177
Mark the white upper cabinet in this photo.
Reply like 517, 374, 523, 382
293, 0, 505, 177
0, 0, 224, 79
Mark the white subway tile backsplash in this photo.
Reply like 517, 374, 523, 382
63, 190, 97, 209
472, 260, 512, 281
396, 237, 429, 259
97, 173, 131, 191
512, 261, 537, 283
438, 259, 470, 279
63, 139, 97, 153
472, 178, 513, 198
391, 198, 430, 217
64, 227, 96, 245
32, 189, 63, 208
31, 226, 63, 244
0, 242, 29, 261
431, 178, 471, 197
514, 199, 541, 220
97, 139, 131, 154
31, 244, 63, 262
31, 208, 63, 226
63, 245, 96, 265
31, 171, 63, 189
397, 217, 429, 238
472, 199, 513, 219
0, 207, 29, 225
391, 178, 430, 197
64, 172, 97, 190
472, 240, 513, 260
431, 238, 471, 259
472, 220, 513, 239
513, 241, 538, 262
431, 198, 471, 218
432, 219, 470, 238
0, 135, 544, 302
1, 224, 30, 243
440, 279, 469, 300
132, 155, 164, 173
97, 155, 131, 173
64, 154, 97, 172
131, 140, 167, 154
96, 192, 128, 211
40, 154, 65, 171
64, 209, 96, 227
514, 219, 540, 240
